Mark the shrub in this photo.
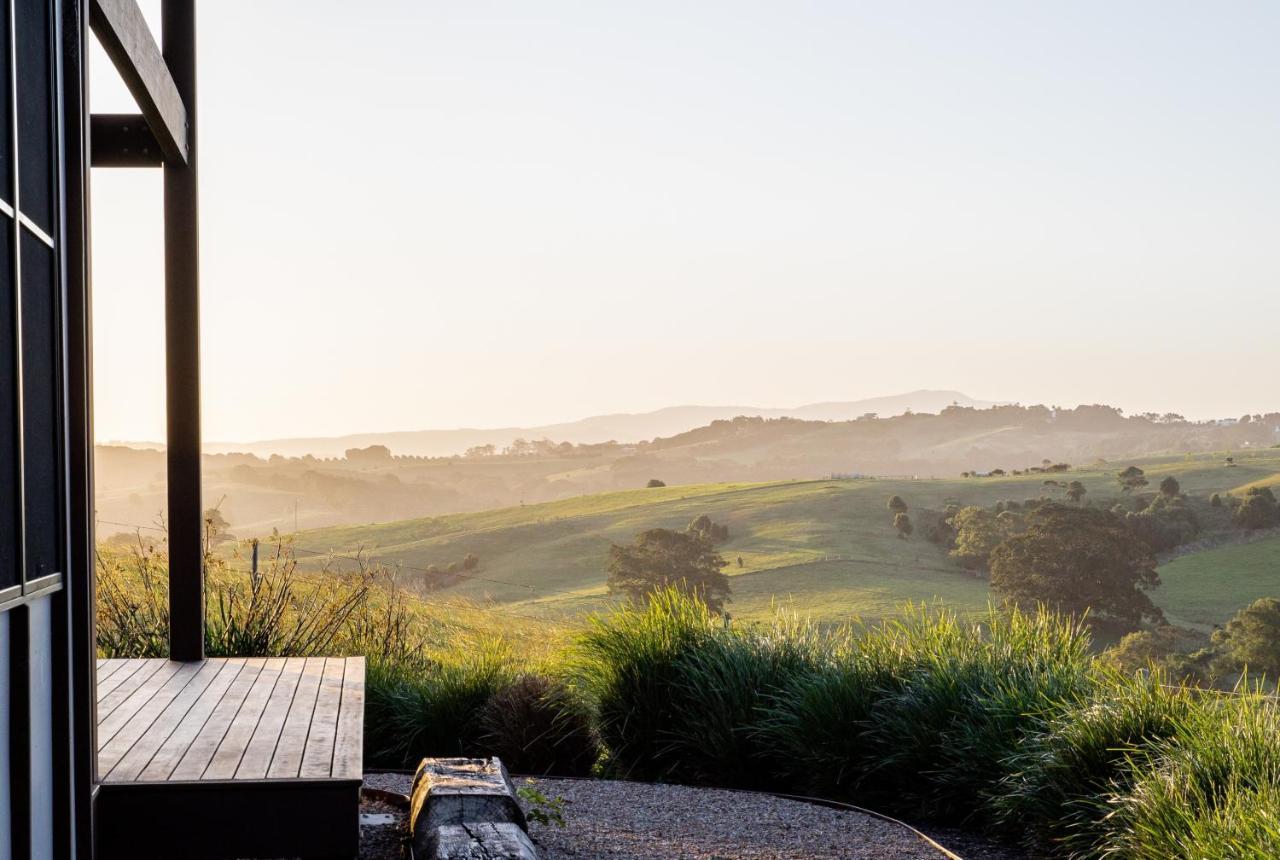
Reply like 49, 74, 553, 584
760, 609, 964, 799
1210, 597, 1280, 677
863, 606, 1093, 820
479, 674, 598, 777
1235, 486, 1280, 530
992, 672, 1196, 856
96, 537, 372, 659
1106, 692, 1280, 858
573, 589, 717, 779
95, 538, 171, 658
656, 615, 832, 789
364, 637, 515, 768
1171, 779, 1280, 859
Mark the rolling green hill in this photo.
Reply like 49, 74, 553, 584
297, 449, 1280, 627
1156, 534, 1280, 631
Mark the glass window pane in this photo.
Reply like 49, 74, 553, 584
20, 231, 61, 581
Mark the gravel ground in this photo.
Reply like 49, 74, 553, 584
359, 772, 1014, 860
358, 789, 408, 859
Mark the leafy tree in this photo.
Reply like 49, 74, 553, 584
989, 504, 1163, 625
1117, 466, 1148, 494
1210, 493, 1223, 508
1065, 480, 1087, 504
607, 528, 730, 612
646, 479, 666, 488
1211, 597, 1280, 676
1234, 486, 1280, 530
949, 506, 1018, 570
461, 553, 480, 571
1159, 475, 1181, 498
1101, 626, 1188, 673
1126, 494, 1200, 552
893, 512, 913, 540
1100, 626, 1213, 685
687, 515, 730, 544
887, 495, 908, 514
202, 505, 235, 546
1225, 456, 1236, 466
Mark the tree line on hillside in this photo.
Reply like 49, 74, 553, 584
890, 465, 1280, 631
600, 462, 1280, 633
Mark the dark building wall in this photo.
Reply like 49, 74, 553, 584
2, 0, 80, 858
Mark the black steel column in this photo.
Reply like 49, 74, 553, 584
60, 1, 99, 854
161, 0, 200, 662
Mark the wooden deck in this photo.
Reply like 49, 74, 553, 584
95, 656, 365, 859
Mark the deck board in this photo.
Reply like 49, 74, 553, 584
333, 657, 366, 779
236, 657, 306, 780
96, 657, 364, 784
107, 658, 227, 781
268, 656, 326, 779
97, 658, 168, 721
202, 657, 287, 780
138, 658, 247, 781
170, 657, 267, 780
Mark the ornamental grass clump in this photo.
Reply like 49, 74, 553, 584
363, 636, 515, 768
991, 669, 1196, 857
861, 605, 1093, 820
657, 612, 836, 789
759, 605, 968, 800
479, 674, 599, 777
1104, 689, 1280, 859
572, 589, 719, 780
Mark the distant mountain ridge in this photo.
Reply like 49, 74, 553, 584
201, 389, 997, 458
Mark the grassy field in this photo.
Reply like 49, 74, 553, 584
1155, 533, 1280, 631
298, 448, 1280, 626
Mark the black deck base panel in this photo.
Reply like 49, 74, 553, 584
95, 777, 362, 859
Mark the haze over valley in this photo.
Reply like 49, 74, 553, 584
95, 391, 1280, 540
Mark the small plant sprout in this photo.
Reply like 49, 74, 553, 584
517, 782, 567, 828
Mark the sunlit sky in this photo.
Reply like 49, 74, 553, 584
91, 1, 1280, 444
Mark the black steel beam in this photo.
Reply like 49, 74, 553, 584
90, 113, 163, 167
89, 0, 188, 164
162, 0, 203, 662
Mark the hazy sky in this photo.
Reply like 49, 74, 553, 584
90, 1, 1280, 443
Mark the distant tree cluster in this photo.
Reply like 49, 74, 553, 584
886, 496, 913, 539
989, 504, 1164, 626
1117, 466, 1149, 494
1065, 480, 1087, 503
607, 527, 731, 612
419, 552, 482, 591
1212, 597, 1280, 676
1102, 596, 1280, 686
1234, 486, 1280, 530
345, 444, 393, 463
687, 515, 730, 544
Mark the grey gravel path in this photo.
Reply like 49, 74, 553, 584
361, 772, 963, 859
523, 778, 946, 860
